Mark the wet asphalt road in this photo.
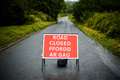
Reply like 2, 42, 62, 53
0, 17, 120, 80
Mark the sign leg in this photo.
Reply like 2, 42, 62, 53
76, 59, 79, 71
42, 59, 45, 72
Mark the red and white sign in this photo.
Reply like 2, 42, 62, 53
42, 34, 78, 59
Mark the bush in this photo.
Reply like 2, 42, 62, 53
31, 10, 48, 21
86, 12, 120, 38
24, 10, 49, 24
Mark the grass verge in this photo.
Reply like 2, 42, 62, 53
80, 25, 120, 56
70, 16, 120, 56
0, 21, 55, 49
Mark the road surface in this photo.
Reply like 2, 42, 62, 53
0, 17, 120, 80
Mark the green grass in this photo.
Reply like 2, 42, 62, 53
0, 21, 54, 48
76, 23, 120, 56
69, 14, 120, 56
0, 11, 55, 48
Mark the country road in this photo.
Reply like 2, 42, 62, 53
0, 17, 120, 80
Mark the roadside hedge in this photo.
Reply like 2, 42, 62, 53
86, 12, 120, 38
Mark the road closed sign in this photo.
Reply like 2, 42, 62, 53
42, 34, 78, 59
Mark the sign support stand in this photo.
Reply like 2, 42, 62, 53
42, 59, 45, 72
42, 59, 79, 72
76, 59, 79, 71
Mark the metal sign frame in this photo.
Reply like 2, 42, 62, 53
41, 33, 79, 72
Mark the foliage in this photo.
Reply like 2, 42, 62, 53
73, 0, 120, 38
72, 0, 120, 56
86, 12, 120, 38
63, 1, 75, 14
35, 0, 65, 20
24, 10, 49, 24
77, 25, 120, 56
0, 0, 25, 25
0, 0, 65, 26
0, 13, 54, 48
73, 0, 120, 22
76, 0, 120, 11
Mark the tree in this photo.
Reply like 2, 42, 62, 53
0, 0, 25, 26
36, 0, 65, 20
0, 0, 65, 26
73, 0, 120, 22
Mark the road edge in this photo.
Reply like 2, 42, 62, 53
0, 23, 56, 53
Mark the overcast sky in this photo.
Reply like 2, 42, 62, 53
65, 0, 79, 2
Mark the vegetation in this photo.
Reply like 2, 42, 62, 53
0, 0, 65, 48
85, 12, 120, 38
0, 11, 54, 48
73, 0, 120, 22
35, 0, 65, 20
0, 0, 25, 25
0, 0, 65, 26
73, 22, 120, 56
71, 0, 120, 56
58, 1, 75, 17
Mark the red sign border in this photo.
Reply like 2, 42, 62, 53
42, 33, 79, 59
